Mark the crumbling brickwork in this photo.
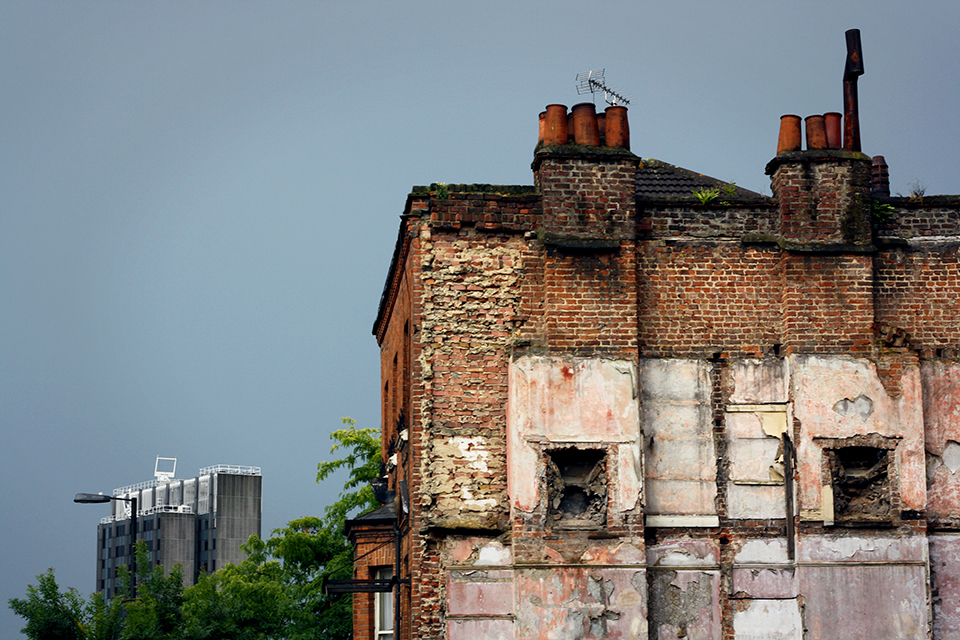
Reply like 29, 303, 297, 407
359, 102, 960, 640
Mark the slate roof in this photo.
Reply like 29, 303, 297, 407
346, 502, 397, 529
636, 159, 765, 202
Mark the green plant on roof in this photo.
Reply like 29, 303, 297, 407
722, 182, 738, 197
693, 187, 720, 205
432, 182, 449, 199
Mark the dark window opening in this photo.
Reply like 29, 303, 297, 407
546, 448, 607, 529
828, 446, 891, 522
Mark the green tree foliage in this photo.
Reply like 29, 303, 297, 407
119, 543, 184, 640
10, 419, 381, 640
7, 545, 182, 640
316, 416, 382, 528
180, 418, 381, 640
8, 569, 90, 640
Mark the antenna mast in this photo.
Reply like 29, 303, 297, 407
576, 69, 631, 106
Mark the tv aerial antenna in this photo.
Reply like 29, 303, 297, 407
576, 69, 630, 106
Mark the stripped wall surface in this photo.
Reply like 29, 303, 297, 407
363, 99, 960, 639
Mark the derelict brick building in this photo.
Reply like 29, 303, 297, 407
358, 49, 960, 640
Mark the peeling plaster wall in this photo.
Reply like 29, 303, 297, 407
924, 361, 960, 521
515, 568, 647, 640
791, 355, 926, 517
507, 355, 641, 517
640, 359, 717, 517
731, 600, 802, 640
930, 534, 960, 639
418, 229, 529, 529
797, 535, 929, 639
646, 539, 721, 640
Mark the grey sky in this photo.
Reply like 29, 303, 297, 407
2, 1, 958, 637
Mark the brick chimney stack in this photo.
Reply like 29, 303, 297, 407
766, 119, 875, 355
529, 103, 642, 357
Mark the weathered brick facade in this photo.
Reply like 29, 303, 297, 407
357, 99, 960, 640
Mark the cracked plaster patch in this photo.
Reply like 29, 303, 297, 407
833, 394, 874, 421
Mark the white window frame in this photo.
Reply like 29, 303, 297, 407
374, 567, 394, 640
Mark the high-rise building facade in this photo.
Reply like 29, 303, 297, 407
94, 460, 261, 599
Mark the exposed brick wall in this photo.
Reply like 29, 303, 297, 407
875, 245, 960, 349
534, 151, 639, 244
874, 198, 960, 238
638, 204, 778, 239
422, 188, 539, 232
637, 242, 781, 358
780, 253, 874, 355
768, 152, 872, 248
416, 226, 525, 530
539, 244, 638, 357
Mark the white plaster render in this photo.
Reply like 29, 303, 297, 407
734, 539, 790, 565
728, 484, 786, 519
453, 436, 491, 473
797, 534, 928, 564
790, 355, 926, 512
725, 405, 789, 519
477, 541, 512, 566
733, 599, 802, 640
922, 362, 960, 518
641, 359, 717, 516
647, 539, 720, 566
507, 356, 641, 514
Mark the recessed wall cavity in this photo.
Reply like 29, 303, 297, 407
546, 448, 606, 528
827, 446, 891, 522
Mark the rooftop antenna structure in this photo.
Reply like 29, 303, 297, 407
576, 69, 631, 106
154, 456, 177, 483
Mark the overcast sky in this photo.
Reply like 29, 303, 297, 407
2, 1, 958, 637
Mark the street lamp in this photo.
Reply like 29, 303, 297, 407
75, 492, 137, 596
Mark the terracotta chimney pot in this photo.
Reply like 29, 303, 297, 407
542, 104, 569, 146
805, 114, 828, 150
571, 103, 601, 146
824, 112, 842, 148
604, 105, 630, 150
777, 115, 802, 154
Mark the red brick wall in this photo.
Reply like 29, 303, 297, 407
780, 253, 874, 355
875, 246, 960, 349
769, 153, 872, 247
351, 529, 396, 640
540, 244, 638, 357
535, 154, 638, 243
637, 243, 781, 358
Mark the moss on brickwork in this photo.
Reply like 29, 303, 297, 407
410, 183, 536, 196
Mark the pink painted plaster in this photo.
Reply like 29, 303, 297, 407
508, 356, 640, 514
930, 534, 960, 639
923, 362, 960, 518
791, 355, 925, 512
